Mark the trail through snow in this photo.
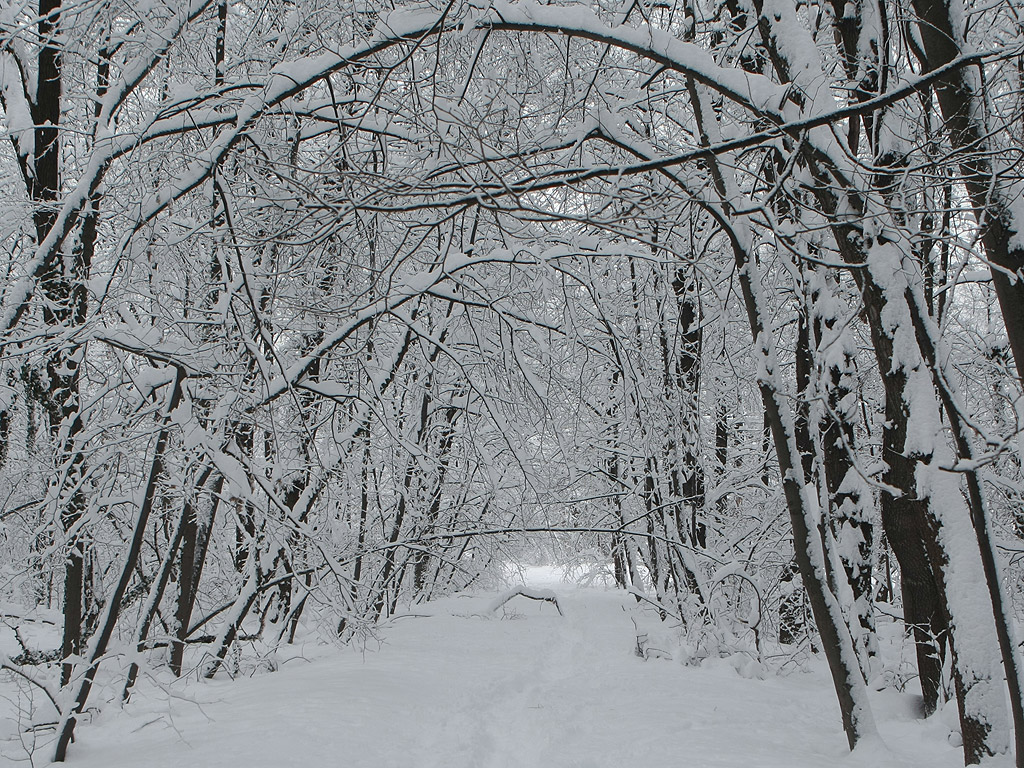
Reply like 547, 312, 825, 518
25, 568, 982, 767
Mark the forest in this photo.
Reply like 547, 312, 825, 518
1, 0, 1024, 763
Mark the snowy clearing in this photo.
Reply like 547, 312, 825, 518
4, 567, 988, 768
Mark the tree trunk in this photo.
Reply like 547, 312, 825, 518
686, 76, 876, 747
909, 0, 1024, 387
171, 473, 223, 677
54, 369, 184, 761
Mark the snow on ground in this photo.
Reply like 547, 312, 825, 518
1, 567, 995, 767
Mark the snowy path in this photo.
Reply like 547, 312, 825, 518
59, 571, 967, 768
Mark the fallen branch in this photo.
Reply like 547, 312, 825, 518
488, 587, 564, 616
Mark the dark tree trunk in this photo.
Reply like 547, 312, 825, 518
29, 0, 96, 692
909, 0, 1024, 388
683, 75, 875, 745
821, 355, 876, 662
54, 369, 184, 761
171, 473, 223, 677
